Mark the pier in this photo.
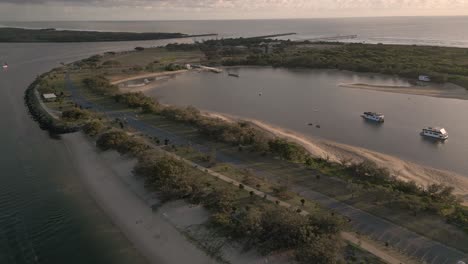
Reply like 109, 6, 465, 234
249, 32, 297, 39
304, 34, 358, 42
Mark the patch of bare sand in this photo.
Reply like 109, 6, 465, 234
62, 133, 219, 264
111, 70, 187, 85
63, 132, 291, 264
203, 112, 468, 203
339, 82, 468, 100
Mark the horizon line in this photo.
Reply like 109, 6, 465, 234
2, 14, 468, 22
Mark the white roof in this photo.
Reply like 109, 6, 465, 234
43, 93, 57, 99
424, 127, 447, 133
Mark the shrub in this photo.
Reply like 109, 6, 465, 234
83, 120, 104, 136
61, 108, 90, 121
114, 92, 159, 113
82, 75, 118, 95
96, 131, 128, 151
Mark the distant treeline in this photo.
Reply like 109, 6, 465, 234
0, 27, 216, 43
185, 37, 468, 89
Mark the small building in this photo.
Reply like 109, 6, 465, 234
419, 75, 431, 82
185, 64, 192, 70
42, 93, 57, 101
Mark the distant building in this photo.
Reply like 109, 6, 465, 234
419, 75, 431, 82
42, 93, 57, 101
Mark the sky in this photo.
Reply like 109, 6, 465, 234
0, 0, 468, 21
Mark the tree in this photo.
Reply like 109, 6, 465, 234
295, 235, 342, 264
83, 120, 104, 136
61, 108, 90, 121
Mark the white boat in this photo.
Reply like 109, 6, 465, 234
421, 127, 448, 140
361, 112, 384, 122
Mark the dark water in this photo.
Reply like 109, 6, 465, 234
2, 17, 468, 47
0, 39, 192, 264
147, 67, 468, 176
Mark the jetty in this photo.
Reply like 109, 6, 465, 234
248, 33, 297, 39
304, 34, 358, 42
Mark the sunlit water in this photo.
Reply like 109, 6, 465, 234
2, 17, 468, 47
2, 17, 468, 263
147, 67, 468, 176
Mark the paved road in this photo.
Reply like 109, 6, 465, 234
65, 75, 468, 264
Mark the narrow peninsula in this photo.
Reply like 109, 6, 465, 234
0, 27, 217, 42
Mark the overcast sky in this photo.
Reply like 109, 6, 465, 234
1, 0, 467, 21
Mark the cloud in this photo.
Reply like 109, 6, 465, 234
1, 0, 467, 9
1, 0, 467, 20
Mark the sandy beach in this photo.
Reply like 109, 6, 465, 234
62, 133, 219, 264
111, 70, 188, 93
204, 111, 468, 203
62, 132, 291, 264
339, 82, 468, 100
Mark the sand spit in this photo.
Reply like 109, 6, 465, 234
204, 112, 468, 203
339, 82, 468, 100
111, 70, 187, 85
63, 132, 291, 264
62, 133, 219, 264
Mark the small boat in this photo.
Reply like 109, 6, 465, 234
361, 112, 384, 122
2, 63, 8, 70
228, 73, 239, 77
421, 127, 448, 140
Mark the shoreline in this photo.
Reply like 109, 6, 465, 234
204, 111, 468, 203
63, 132, 219, 264
115, 67, 468, 201
111, 70, 188, 85
339, 82, 468, 100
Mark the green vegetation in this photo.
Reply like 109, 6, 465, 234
82, 75, 118, 95
115, 92, 310, 162
0, 27, 215, 43
61, 108, 91, 121
133, 151, 344, 263
115, 92, 160, 113
79, 65, 467, 229
28, 43, 468, 262
108, 76, 468, 243
96, 131, 150, 156
345, 161, 466, 225
24, 73, 81, 134
195, 38, 468, 89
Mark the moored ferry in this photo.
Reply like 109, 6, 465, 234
361, 112, 385, 122
421, 127, 448, 140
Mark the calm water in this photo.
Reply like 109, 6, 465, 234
0, 38, 193, 264
147, 67, 468, 176
1, 18, 468, 262
2, 17, 468, 47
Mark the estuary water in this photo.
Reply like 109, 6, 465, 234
1, 17, 468, 263
147, 67, 468, 177
0, 38, 192, 264
2, 17, 468, 47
